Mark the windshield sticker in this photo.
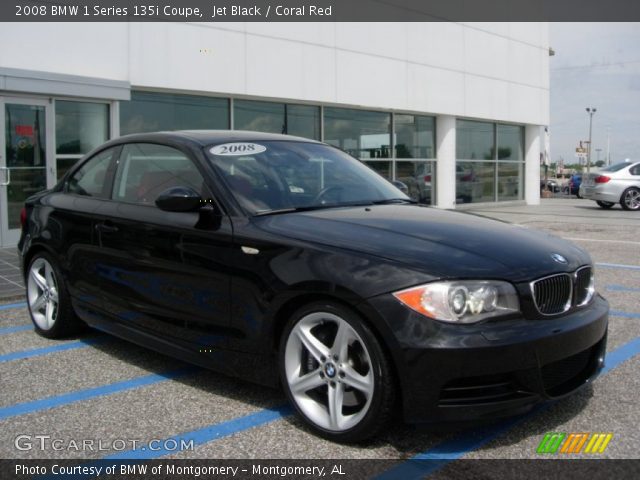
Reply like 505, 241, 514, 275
210, 143, 266, 156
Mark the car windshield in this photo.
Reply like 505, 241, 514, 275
601, 162, 633, 172
206, 140, 409, 215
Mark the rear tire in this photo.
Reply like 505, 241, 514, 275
596, 201, 615, 209
26, 252, 83, 338
620, 187, 640, 211
279, 302, 395, 443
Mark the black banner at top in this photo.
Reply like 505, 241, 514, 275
3, 0, 640, 22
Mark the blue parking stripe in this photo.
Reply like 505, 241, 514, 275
376, 336, 640, 480
596, 262, 640, 271
37, 335, 640, 479
606, 284, 640, 293
0, 324, 31, 335
610, 310, 640, 319
602, 337, 640, 374
0, 367, 196, 420
38, 406, 293, 479
0, 337, 107, 363
105, 405, 292, 460
0, 301, 27, 311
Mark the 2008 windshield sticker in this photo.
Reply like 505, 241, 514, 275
210, 143, 266, 156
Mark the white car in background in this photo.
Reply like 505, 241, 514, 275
580, 161, 640, 211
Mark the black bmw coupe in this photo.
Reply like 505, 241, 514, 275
18, 131, 608, 442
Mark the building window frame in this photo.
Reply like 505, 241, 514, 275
455, 119, 525, 204
53, 97, 113, 181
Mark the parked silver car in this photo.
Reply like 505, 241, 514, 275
580, 161, 640, 210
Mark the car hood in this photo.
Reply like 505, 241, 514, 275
253, 205, 591, 282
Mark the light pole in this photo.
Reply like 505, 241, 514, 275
586, 107, 597, 175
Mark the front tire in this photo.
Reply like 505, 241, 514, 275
26, 252, 83, 338
596, 201, 615, 209
279, 302, 395, 443
620, 187, 640, 211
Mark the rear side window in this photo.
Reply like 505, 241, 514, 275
67, 148, 115, 198
112, 143, 207, 205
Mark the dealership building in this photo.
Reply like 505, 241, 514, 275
0, 22, 550, 247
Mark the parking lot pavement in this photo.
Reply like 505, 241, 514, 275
0, 197, 638, 470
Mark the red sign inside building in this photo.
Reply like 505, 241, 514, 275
15, 125, 34, 136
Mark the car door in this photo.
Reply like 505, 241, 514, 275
45, 146, 120, 317
95, 142, 234, 349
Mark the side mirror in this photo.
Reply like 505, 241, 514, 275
155, 186, 202, 212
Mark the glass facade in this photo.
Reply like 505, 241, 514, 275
395, 160, 436, 204
324, 108, 391, 160
234, 100, 320, 140
119, 91, 229, 136
393, 114, 436, 204
394, 114, 435, 159
457, 120, 494, 160
112, 91, 528, 208
286, 104, 320, 140
55, 100, 109, 179
456, 120, 524, 204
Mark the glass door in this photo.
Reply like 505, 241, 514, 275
0, 97, 54, 247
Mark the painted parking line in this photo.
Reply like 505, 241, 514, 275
596, 262, 640, 271
44, 334, 640, 480
39, 406, 292, 480
93, 329, 640, 466
0, 324, 31, 335
610, 310, 640, 319
0, 337, 107, 364
0, 301, 27, 311
376, 336, 640, 479
0, 367, 196, 421
565, 238, 640, 246
606, 284, 640, 293
106, 405, 292, 460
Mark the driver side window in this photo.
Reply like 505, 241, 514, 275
112, 143, 207, 206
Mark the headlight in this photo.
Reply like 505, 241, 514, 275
393, 280, 520, 324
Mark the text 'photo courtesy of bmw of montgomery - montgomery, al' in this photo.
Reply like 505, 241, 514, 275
19, 131, 608, 443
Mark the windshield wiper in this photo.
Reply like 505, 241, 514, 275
371, 198, 418, 205
254, 199, 417, 216
253, 204, 344, 216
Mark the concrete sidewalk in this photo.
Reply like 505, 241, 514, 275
0, 247, 23, 301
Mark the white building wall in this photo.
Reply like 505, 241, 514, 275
0, 23, 130, 81
0, 22, 550, 126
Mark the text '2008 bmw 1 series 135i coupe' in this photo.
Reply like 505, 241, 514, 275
18, 131, 608, 443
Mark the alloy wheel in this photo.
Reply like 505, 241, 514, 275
284, 312, 375, 432
622, 188, 640, 210
27, 257, 59, 330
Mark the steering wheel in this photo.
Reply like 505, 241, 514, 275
311, 186, 343, 204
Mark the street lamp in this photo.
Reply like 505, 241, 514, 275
586, 107, 597, 175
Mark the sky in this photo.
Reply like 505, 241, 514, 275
549, 23, 640, 166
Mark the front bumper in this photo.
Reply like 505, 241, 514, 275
367, 294, 609, 424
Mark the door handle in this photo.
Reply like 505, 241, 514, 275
0, 167, 9, 186
95, 222, 119, 234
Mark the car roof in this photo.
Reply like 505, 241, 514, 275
112, 130, 323, 147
